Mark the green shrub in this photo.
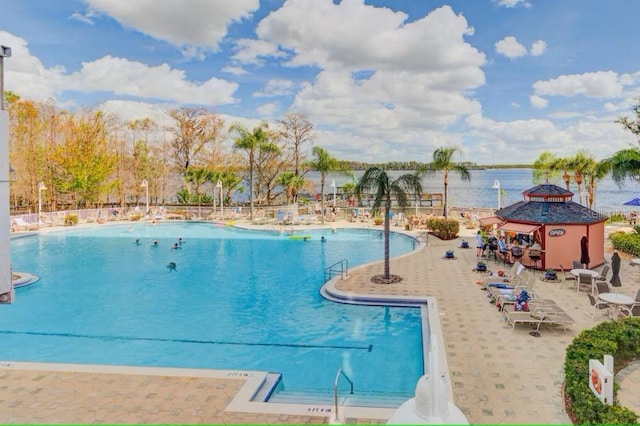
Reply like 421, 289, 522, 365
64, 214, 78, 226
425, 217, 459, 240
610, 232, 640, 257
607, 213, 626, 224
564, 317, 640, 424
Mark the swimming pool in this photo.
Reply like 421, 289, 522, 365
2, 223, 423, 400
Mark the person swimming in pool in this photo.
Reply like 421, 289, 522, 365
167, 262, 177, 272
178, 237, 185, 245
171, 242, 181, 249
152, 240, 158, 247
134, 238, 141, 245
321, 236, 326, 242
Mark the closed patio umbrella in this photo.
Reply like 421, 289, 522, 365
580, 235, 590, 268
610, 251, 622, 291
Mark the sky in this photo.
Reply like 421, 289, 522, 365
1, 0, 640, 165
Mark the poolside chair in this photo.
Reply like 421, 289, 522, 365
572, 260, 583, 269
503, 303, 574, 332
482, 262, 525, 288
596, 265, 610, 282
619, 303, 640, 318
584, 294, 610, 320
559, 264, 576, 288
595, 281, 610, 295
577, 273, 594, 294
635, 288, 640, 302
11, 217, 38, 231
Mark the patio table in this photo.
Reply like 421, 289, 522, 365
598, 293, 635, 320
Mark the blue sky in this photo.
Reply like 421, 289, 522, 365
1, 0, 639, 164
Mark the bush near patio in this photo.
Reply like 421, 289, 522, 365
64, 213, 78, 226
425, 217, 459, 240
564, 317, 640, 424
609, 230, 640, 257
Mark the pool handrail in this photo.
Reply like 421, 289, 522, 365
332, 368, 354, 423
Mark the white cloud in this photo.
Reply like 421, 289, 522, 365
495, 36, 527, 59
493, 0, 532, 8
253, 79, 294, 97
65, 56, 238, 105
255, 1, 485, 72
530, 40, 547, 56
0, 31, 67, 102
221, 65, 248, 75
533, 71, 625, 98
231, 38, 287, 66
83, 0, 260, 52
530, 95, 548, 109
256, 102, 280, 118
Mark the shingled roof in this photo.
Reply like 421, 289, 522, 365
496, 184, 607, 225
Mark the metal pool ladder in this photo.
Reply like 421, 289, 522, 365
324, 259, 349, 282
332, 368, 354, 424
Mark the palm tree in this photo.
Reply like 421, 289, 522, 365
230, 122, 273, 220
355, 167, 423, 283
610, 148, 640, 187
584, 158, 611, 209
306, 147, 351, 224
276, 171, 305, 205
567, 151, 593, 205
429, 147, 470, 218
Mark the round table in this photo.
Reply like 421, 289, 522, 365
598, 293, 635, 319
570, 269, 599, 278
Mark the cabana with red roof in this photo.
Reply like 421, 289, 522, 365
493, 184, 607, 271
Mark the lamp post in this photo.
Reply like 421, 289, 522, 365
0, 45, 13, 303
140, 179, 149, 218
38, 182, 47, 226
331, 179, 336, 208
216, 180, 223, 216
492, 179, 501, 210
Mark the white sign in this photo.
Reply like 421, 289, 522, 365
588, 355, 614, 405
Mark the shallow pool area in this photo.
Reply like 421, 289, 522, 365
3, 223, 424, 400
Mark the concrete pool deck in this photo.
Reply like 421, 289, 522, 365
2, 219, 639, 424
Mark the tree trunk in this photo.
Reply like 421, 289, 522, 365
384, 205, 391, 279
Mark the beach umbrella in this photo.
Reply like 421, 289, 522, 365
610, 251, 622, 292
580, 235, 590, 268
624, 198, 640, 206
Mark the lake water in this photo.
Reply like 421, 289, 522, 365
311, 168, 640, 213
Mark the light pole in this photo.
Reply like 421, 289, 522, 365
0, 45, 13, 303
331, 179, 336, 208
216, 180, 223, 216
140, 179, 149, 218
492, 179, 501, 210
38, 182, 47, 226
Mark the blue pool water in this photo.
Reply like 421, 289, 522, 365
2, 223, 423, 398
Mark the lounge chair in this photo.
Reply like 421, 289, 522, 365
572, 260, 583, 269
482, 262, 525, 288
11, 217, 38, 232
503, 303, 574, 332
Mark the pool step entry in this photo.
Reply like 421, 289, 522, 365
251, 372, 282, 402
